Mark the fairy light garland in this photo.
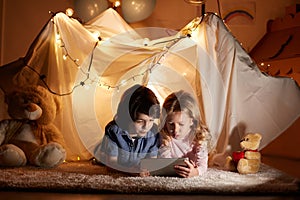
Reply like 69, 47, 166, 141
81, 34, 187, 91
23, 11, 99, 96
23, 9, 248, 98
23, 11, 189, 96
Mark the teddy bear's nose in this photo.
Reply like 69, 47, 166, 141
25, 103, 43, 120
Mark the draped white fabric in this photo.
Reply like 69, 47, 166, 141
1, 9, 300, 163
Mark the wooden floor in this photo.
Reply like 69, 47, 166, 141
1, 155, 299, 200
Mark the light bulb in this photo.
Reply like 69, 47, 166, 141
114, 1, 121, 7
65, 8, 74, 17
92, 31, 101, 40
55, 33, 61, 45
143, 38, 150, 46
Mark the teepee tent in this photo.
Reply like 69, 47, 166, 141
0, 9, 299, 164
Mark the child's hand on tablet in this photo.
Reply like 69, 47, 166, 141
174, 159, 199, 178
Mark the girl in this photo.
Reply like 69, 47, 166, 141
94, 84, 160, 174
159, 90, 210, 177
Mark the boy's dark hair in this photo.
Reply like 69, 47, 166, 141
115, 84, 160, 130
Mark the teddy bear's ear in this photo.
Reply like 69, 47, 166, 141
13, 67, 39, 86
253, 133, 262, 141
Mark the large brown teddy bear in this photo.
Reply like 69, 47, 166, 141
225, 133, 262, 174
0, 85, 66, 168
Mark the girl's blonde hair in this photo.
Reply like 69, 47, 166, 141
160, 90, 210, 147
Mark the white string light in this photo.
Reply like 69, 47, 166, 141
87, 35, 187, 91
24, 11, 188, 96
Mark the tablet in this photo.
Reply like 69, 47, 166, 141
140, 158, 188, 176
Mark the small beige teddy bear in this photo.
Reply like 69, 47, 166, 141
225, 133, 262, 174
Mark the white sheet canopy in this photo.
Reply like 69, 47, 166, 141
1, 9, 299, 164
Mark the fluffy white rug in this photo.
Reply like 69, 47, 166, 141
0, 161, 299, 194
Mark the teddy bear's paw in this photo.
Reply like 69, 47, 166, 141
224, 156, 236, 171
33, 143, 66, 168
0, 144, 27, 167
237, 158, 260, 174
